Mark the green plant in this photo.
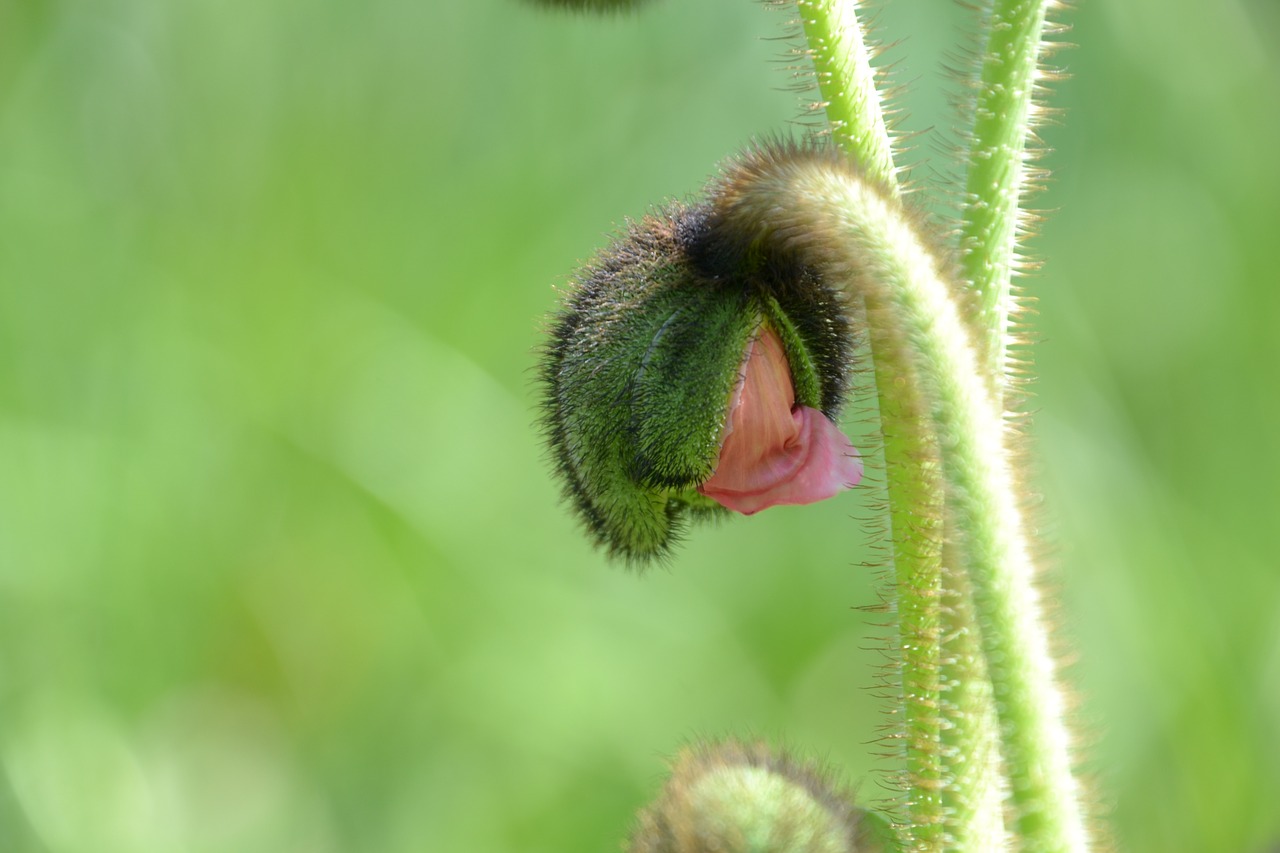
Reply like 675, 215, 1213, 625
532, 1, 1088, 849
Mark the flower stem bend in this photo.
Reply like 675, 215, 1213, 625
704, 142, 1089, 853
787, 5, 965, 845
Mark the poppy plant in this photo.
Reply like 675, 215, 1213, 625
531, 0, 1088, 845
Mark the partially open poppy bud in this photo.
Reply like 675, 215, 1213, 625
698, 324, 862, 515
540, 170, 861, 563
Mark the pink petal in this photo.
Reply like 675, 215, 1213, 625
698, 326, 863, 515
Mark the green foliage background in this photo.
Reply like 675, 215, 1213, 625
1, 1, 1277, 850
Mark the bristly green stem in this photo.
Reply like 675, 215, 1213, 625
872, 344, 948, 848
815, 162, 1086, 852
710, 147, 1089, 851
793, 4, 1006, 848
791, 3, 949, 845
951, 2, 1080, 847
959, 0, 1056, 395
940, 545, 1009, 851
794, 0, 899, 196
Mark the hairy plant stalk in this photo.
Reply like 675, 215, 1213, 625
793, 5, 1005, 847
958, 0, 1058, 394
940, 544, 1009, 851
950, 2, 1070, 846
711, 149, 1088, 851
791, 3, 948, 842
793, 0, 899, 195
872, 350, 949, 848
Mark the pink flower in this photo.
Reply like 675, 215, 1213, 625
698, 326, 863, 515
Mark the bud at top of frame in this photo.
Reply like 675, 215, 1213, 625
540, 193, 861, 564
526, 0, 653, 11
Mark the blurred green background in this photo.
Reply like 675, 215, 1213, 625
1, 0, 1277, 850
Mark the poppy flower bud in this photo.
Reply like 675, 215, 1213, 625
541, 184, 862, 564
627, 740, 890, 853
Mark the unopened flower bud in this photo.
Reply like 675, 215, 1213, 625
540, 182, 862, 563
627, 740, 891, 853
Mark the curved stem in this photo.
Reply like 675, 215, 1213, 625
710, 149, 1089, 852
792, 6, 1004, 847
958, 0, 1056, 396
792, 4, 945, 842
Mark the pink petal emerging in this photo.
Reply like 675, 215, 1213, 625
698, 326, 863, 515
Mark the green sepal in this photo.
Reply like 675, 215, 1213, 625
627, 292, 757, 489
761, 295, 822, 410
543, 204, 746, 563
